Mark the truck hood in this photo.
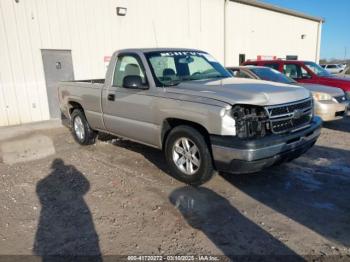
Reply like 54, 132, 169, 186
165, 77, 310, 106
338, 75, 350, 80
299, 83, 345, 97
320, 75, 350, 84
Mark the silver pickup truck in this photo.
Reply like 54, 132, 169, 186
59, 48, 322, 185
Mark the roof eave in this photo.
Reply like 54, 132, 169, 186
229, 0, 325, 23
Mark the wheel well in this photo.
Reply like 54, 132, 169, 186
161, 118, 211, 149
68, 101, 84, 116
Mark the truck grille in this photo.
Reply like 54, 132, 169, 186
266, 98, 313, 134
334, 95, 347, 103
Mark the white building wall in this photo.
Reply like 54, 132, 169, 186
0, 0, 322, 127
225, 1, 321, 66
0, 0, 225, 126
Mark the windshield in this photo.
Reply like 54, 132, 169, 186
304, 61, 331, 77
250, 67, 297, 84
145, 51, 231, 86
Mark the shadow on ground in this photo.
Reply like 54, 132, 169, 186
169, 186, 302, 259
34, 159, 102, 262
323, 116, 350, 132
105, 136, 350, 250
221, 145, 350, 247
109, 138, 170, 174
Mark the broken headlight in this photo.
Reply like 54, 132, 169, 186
232, 105, 270, 139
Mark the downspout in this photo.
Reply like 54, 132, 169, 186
315, 20, 323, 63
224, 0, 228, 66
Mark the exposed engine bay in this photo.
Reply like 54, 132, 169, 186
232, 105, 270, 139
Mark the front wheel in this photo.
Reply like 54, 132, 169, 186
165, 125, 215, 186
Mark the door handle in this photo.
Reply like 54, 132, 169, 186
107, 94, 115, 101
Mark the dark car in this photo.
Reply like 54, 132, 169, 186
243, 59, 350, 98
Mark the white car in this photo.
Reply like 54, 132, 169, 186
321, 64, 344, 74
340, 63, 348, 70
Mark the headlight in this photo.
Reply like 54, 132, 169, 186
312, 92, 333, 101
221, 109, 236, 136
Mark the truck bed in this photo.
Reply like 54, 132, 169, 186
58, 79, 105, 130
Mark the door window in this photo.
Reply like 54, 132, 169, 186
113, 55, 146, 87
231, 69, 252, 79
283, 64, 311, 79
300, 66, 312, 78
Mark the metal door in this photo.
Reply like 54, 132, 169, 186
41, 50, 74, 118
102, 54, 159, 147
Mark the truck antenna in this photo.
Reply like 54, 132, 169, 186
152, 21, 159, 47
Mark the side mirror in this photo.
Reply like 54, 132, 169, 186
122, 75, 145, 89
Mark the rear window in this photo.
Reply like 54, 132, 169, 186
230, 69, 252, 79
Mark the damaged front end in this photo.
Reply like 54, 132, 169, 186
232, 105, 270, 139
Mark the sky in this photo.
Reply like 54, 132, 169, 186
260, 0, 350, 60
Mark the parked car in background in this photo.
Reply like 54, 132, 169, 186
340, 63, 348, 70
321, 64, 344, 74
244, 59, 350, 99
227, 66, 349, 121
58, 48, 322, 185
339, 66, 350, 76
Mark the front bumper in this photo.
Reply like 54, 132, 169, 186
314, 100, 349, 121
211, 116, 322, 174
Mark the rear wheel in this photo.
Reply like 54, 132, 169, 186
71, 109, 97, 145
165, 125, 215, 186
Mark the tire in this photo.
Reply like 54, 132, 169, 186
164, 125, 215, 186
71, 109, 97, 145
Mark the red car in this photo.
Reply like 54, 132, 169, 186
243, 59, 350, 98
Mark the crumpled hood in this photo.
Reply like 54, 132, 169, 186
165, 77, 310, 106
300, 83, 345, 97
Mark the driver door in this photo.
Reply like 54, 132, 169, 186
102, 54, 159, 146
